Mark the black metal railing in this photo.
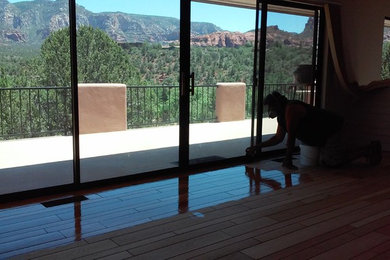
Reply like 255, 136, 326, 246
0, 87, 72, 139
126, 85, 217, 128
0, 83, 311, 140
245, 83, 312, 118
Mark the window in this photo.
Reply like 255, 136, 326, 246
381, 17, 390, 79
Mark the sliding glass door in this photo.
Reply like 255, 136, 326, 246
75, 0, 181, 182
255, 1, 321, 154
0, 0, 323, 196
186, 1, 256, 165
0, 0, 74, 194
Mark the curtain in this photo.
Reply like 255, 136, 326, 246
324, 4, 357, 95
325, 4, 390, 93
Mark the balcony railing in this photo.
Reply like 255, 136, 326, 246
0, 84, 311, 140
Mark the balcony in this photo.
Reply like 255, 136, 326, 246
0, 83, 311, 195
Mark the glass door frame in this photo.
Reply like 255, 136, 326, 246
69, 0, 80, 185
179, 0, 191, 168
180, 0, 324, 165
252, 0, 324, 157
0, 0, 325, 200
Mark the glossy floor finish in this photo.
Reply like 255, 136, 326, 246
0, 158, 308, 259
2, 154, 390, 259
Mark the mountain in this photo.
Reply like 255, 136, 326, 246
0, 0, 314, 48
191, 24, 313, 48
0, 0, 221, 45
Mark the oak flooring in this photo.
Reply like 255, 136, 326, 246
1, 153, 390, 259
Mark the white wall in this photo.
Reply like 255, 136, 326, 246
328, 0, 390, 151
339, 0, 390, 85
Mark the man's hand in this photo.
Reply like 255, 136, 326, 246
282, 158, 298, 170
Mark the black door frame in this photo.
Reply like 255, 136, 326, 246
252, 0, 324, 156
180, 0, 324, 162
69, 0, 80, 185
179, 0, 191, 168
0, 0, 324, 201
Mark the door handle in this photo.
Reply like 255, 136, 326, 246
189, 72, 195, 96
180, 72, 195, 96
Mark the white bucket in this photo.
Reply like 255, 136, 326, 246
299, 144, 320, 166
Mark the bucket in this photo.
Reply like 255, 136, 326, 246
299, 144, 320, 166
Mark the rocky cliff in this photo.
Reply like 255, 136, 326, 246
0, 0, 313, 48
0, 0, 221, 45
190, 23, 313, 48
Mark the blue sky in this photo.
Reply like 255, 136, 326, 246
9, 0, 309, 33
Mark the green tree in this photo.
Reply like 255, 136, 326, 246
382, 41, 390, 79
0, 67, 11, 88
40, 26, 141, 86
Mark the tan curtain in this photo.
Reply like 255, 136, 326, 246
324, 4, 357, 96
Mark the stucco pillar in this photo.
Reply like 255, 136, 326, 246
215, 82, 246, 122
78, 83, 127, 134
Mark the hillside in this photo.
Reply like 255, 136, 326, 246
0, 0, 221, 45
191, 24, 313, 48
0, 0, 316, 48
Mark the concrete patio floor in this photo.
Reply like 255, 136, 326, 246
0, 119, 278, 195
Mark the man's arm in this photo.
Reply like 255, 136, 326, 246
262, 124, 286, 147
246, 124, 285, 156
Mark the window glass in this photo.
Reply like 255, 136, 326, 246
381, 18, 390, 79
0, 0, 73, 194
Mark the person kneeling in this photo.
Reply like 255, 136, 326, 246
246, 91, 382, 170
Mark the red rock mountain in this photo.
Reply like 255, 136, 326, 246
190, 25, 313, 48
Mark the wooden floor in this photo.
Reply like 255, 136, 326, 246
1, 153, 390, 259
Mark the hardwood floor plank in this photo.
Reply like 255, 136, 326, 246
218, 252, 255, 260
59, 223, 107, 238
371, 250, 390, 260
1, 154, 389, 259
230, 201, 304, 225
96, 251, 132, 260
254, 222, 307, 242
310, 232, 390, 259
0, 228, 47, 244
242, 199, 390, 258
350, 209, 390, 228
260, 225, 355, 260
0, 232, 65, 255
30, 240, 119, 260
125, 221, 235, 255
4, 237, 79, 259
9, 240, 87, 260
351, 215, 390, 237
171, 237, 259, 260
352, 241, 390, 260
221, 217, 278, 237
298, 201, 371, 226
129, 231, 231, 259
0, 215, 61, 234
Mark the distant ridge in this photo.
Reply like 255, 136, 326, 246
0, 0, 314, 47
0, 0, 220, 45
